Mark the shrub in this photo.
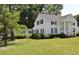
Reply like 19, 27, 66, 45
40, 34, 45, 39
76, 33, 79, 37
26, 34, 32, 38
31, 34, 37, 39
54, 34, 60, 37
7, 34, 26, 39
49, 33, 66, 38
31, 34, 45, 39
49, 34, 55, 38
31, 33, 67, 39
49, 34, 60, 38
58, 33, 66, 38
15, 35, 26, 39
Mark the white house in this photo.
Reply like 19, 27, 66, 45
31, 11, 78, 36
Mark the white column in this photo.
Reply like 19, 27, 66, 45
67, 21, 69, 35
64, 21, 66, 34
57, 22, 60, 34
75, 22, 77, 35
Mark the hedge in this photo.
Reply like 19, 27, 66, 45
7, 34, 26, 39
31, 34, 46, 39
31, 33, 67, 39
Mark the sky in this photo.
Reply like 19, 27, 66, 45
62, 4, 79, 16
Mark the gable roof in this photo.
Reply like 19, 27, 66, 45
61, 14, 77, 22
35, 13, 77, 23
35, 14, 59, 22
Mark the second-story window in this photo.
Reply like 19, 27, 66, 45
51, 21, 57, 25
40, 19, 43, 24
37, 21, 39, 25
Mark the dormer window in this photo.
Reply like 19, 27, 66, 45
51, 21, 57, 25
36, 21, 39, 25
40, 19, 43, 24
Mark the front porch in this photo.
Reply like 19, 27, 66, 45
59, 21, 77, 36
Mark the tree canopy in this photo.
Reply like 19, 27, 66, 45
0, 5, 26, 46
74, 15, 79, 26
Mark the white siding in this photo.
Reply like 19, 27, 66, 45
32, 14, 78, 36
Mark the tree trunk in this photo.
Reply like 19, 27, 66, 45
3, 24, 7, 46
10, 28, 15, 41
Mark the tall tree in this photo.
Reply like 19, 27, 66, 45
0, 5, 20, 46
9, 4, 19, 41
19, 4, 44, 28
7, 4, 28, 41
46, 4, 63, 15
74, 15, 79, 26
0, 5, 10, 46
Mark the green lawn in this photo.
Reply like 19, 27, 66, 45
0, 37, 79, 55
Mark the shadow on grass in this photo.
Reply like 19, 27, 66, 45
0, 41, 21, 48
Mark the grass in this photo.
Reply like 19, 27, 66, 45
0, 37, 79, 55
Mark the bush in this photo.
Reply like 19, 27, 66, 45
26, 34, 32, 38
49, 33, 67, 38
31, 34, 46, 39
7, 34, 26, 39
40, 34, 45, 39
15, 35, 26, 39
49, 34, 55, 38
76, 33, 79, 37
31, 34, 37, 39
31, 33, 67, 39
58, 33, 66, 38
49, 34, 60, 38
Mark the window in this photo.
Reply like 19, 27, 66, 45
51, 28, 57, 34
60, 27, 64, 31
55, 28, 57, 33
51, 21, 54, 25
37, 29, 39, 34
40, 29, 42, 34
36, 21, 39, 25
29, 31, 33, 34
35, 29, 39, 34
72, 28, 75, 32
51, 28, 53, 33
43, 29, 44, 34
40, 19, 43, 24
40, 29, 44, 34
72, 28, 75, 35
51, 21, 57, 25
